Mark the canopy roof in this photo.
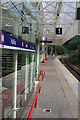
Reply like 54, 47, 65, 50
1, 0, 80, 44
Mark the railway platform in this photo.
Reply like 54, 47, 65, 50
31, 57, 78, 119
1, 1, 80, 119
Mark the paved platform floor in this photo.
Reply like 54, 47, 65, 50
32, 57, 78, 118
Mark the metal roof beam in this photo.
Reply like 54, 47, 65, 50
63, 12, 75, 20
64, 3, 76, 9
41, 2, 53, 10
8, 3, 22, 10
62, 20, 79, 44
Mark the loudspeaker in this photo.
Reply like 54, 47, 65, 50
76, 8, 80, 20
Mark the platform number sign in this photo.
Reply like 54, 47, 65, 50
56, 28, 62, 35
22, 27, 29, 34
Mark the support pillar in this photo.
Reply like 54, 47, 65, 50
25, 54, 29, 100
51, 45, 53, 56
36, 44, 40, 77
45, 45, 48, 60
46, 45, 48, 57
0, 4, 2, 119
30, 53, 34, 91
13, 19, 18, 38
55, 46, 56, 56
41, 43, 45, 63
12, 53, 17, 118
32, 53, 35, 85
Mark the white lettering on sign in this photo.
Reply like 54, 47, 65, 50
11, 39, 16, 45
26, 44, 28, 48
32, 46, 34, 49
58, 28, 60, 34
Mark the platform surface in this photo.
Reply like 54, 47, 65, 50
56, 58, 78, 99
32, 57, 78, 119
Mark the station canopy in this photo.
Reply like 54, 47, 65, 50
1, 0, 80, 45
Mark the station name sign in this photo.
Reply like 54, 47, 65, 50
0, 32, 36, 52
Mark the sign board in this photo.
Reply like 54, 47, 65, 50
56, 28, 62, 35
22, 27, 29, 34
76, 8, 80, 20
0, 32, 36, 52
40, 48, 42, 53
40, 41, 52, 43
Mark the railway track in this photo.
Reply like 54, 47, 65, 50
60, 57, 80, 82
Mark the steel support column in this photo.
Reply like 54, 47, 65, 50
32, 53, 35, 85
51, 45, 53, 55
12, 53, 17, 118
30, 53, 34, 91
25, 54, 29, 100
0, 2, 2, 119
13, 19, 18, 38
36, 44, 40, 77
41, 43, 45, 62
